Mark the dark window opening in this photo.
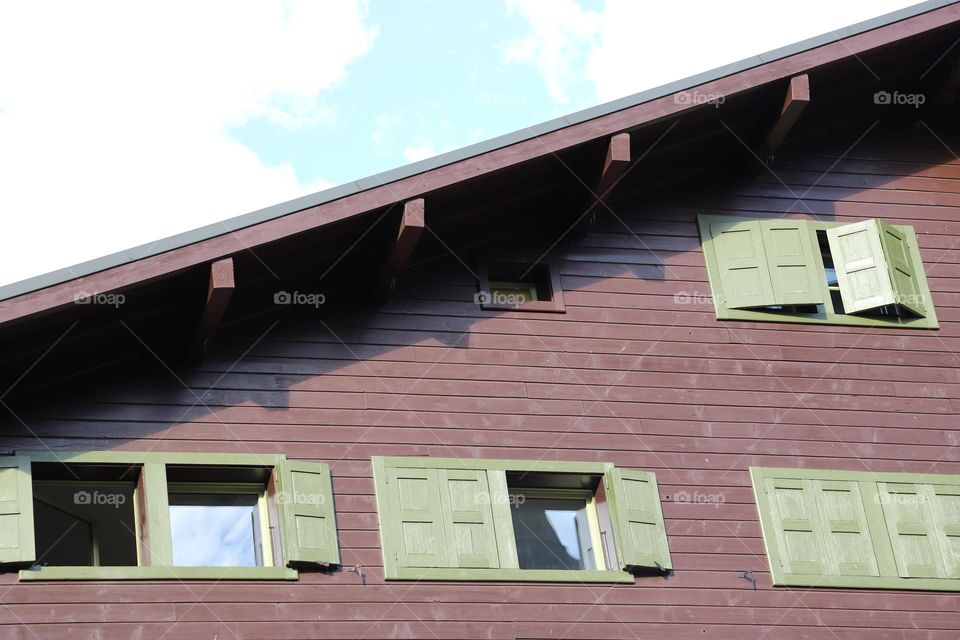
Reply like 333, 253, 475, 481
477, 257, 566, 312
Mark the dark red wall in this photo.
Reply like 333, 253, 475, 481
1, 126, 960, 638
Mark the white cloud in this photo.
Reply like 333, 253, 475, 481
503, 0, 601, 103
403, 144, 438, 162
0, 1, 377, 287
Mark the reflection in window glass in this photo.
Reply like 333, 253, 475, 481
168, 493, 261, 567
511, 496, 596, 570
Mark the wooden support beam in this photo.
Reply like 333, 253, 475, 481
758, 74, 810, 165
570, 133, 631, 238
377, 199, 425, 295
188, 257, 235, 361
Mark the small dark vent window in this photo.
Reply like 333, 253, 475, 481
477, 256, 565, 313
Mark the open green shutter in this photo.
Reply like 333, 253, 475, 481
827, 219, 926, 316
708, 219, 776, 309
437, 469, 500, 568
603, 469, 671, 572
759, 219, 823, 306
763, 477, 879, 578
277, 459, 339, 566
878, 483, 944, 578
385, 466, 447, 568
877, 220, 926, 317
0, 457, 34, 565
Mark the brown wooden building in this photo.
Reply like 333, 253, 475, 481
2, 2, 960, 637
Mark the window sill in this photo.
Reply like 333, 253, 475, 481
715, 306, 939, 329
480, 300, 566, 313
386, 567, 635, 583
18, 566, 299, 581
773, 571, 960, 592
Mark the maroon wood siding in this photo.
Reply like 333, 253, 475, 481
2, 125, 960, 638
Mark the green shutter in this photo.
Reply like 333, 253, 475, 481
763, 477, 878, 577
437, 469, 500, 568
877, 220, 926, 317
929, 485, 960, 579
385, 466, 447, 568
277, 459, 339, 566
0, 457, 34, 565
708, 219, 776, 309
760, 219, 824, 306
603, 469, 671, 572
827, 219, 926, 316
879, 482, 952, 579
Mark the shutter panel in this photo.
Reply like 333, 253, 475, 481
385, 466, 447, 568
708, 219, 777, 309
929, 484, 960, 579
0, 457, 34, 565
877, 220, 926, 317
826, 219, 926, 316
878, 482, 944, 578
760, 219, 824, 306
764, 477, 878, 577
604, 469, 671, 571
277, 459, 340, 566
437, 469, 500, 568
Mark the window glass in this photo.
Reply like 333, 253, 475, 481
168, 493, 262, 567
511, 495, 596, 570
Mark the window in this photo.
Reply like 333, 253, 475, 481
372, 457, 671, 582
698, 215, 938, 328
476, 256, 566, 313
0, 452, 339, 581
751, 466, 960, 591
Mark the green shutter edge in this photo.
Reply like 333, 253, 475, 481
750, 466, 960, 591
19, 566, 298, 581
277, 459, 340, 567
373, 456, 648, 582
697, 215, 939, 329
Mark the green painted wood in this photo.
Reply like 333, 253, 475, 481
385, 466, 447, 568
437, 468, 500, 569
878, 219, 927, 317
705, 218, 776, 309
826, 219, 896, 313
388, 567, 634, 583
486, 470, 519, 570
277, 459, 340, 566
375, 457, 612, 474
760, 219, 824, 306
603, 469, 671, 572
140, 463, 173, 567
0, 457, 34, 565
929, 485, 960, 579
19, 451, 285, 465
18, 566, 298, 581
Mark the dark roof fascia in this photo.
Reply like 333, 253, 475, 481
0, 0, 955, 303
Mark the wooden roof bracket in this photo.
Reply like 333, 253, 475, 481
376, 198, 425, 297
572, 132, 631, 238
187, 257, 235, 362
758, 74, 810, 166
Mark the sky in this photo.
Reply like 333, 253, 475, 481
0, 0, 924, 288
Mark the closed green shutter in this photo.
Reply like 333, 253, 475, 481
708, 219, 777, 309
760, 219, 824, 306
277, 459, 340, 566
929, 485, 960, 579
763, 477, 878, 577
437, 469, 500, 568
0, 457, 35, 565
879, 482, 950, 579
877, 220, 926, 317
827, 219, 926, 316
385, 466, 447, 568
603, 469, 671, 572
